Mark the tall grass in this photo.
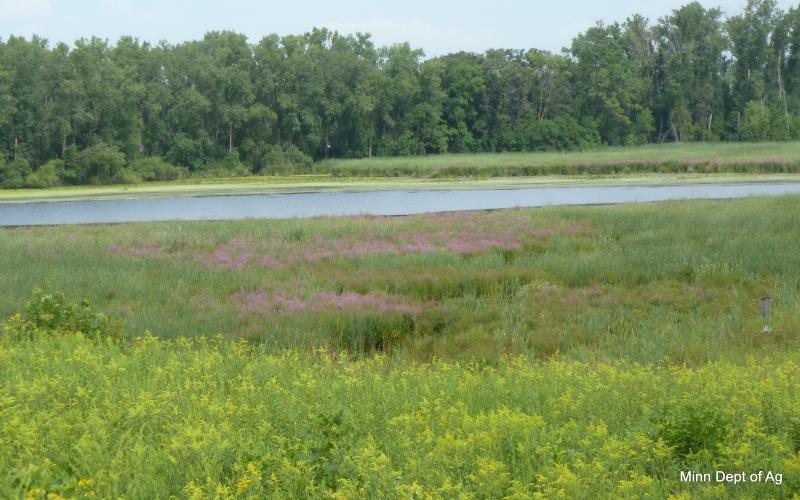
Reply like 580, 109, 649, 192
2, 194, 800, 498
318, 142, 800, 178
1, 195, 799, 364
0, 334, 798, 498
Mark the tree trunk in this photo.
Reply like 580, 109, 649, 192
778, 53, 790, 136
229, 121, 233, 152
736, 111, 740, 142
14, 134, 18, 161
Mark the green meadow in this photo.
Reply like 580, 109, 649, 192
2, 195, 800, 498
1, 195, 799, 364
1, 335, 798, 498
318, 142, 800, 177
3, 0, 800, 494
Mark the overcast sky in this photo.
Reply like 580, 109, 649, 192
0, 0, 796, 56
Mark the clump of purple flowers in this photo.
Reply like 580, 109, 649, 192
231, 289, 424, 317
107, 210, 587, 270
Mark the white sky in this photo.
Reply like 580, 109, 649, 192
0, 0, 796, 56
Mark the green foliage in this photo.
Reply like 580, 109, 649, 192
0, 335, 797, 498
2, 1, 800, 188
319, 142, 800, 178
515, 114, 601, 151
66, 142, 128, 185
1, 195, 799, 365
655, 404, 729, 459
24, 159, 63, 188
259, 145, 313, 175
3, 288, 122, 343
130, 156, 186, 181
0, 159, 31, 188
168, 133, 207, 168
740, 101, 789, 141
193, 150, 249, 177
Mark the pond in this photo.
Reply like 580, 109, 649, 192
2, 182, 800, 226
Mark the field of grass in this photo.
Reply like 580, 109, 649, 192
0, 334, 798, 498
319, 142, 800, 177
2, 195, 800, 497
1, 195, 799, 365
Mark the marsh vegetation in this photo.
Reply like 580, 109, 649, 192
2, 195, 798, 365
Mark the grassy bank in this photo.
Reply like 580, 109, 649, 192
1, 172, 799, 204
319, 142, 800, 177
1, 334, 798, 498
1, 195, 799, 364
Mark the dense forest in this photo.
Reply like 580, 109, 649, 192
1, 0, 800, 187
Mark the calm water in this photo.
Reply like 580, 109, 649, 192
2, 182, 800, 226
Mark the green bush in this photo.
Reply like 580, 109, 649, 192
24, 159, 63, 188
654, 403, 728, 459
740, 101, 790, 142
113, 168, 142, 184
168, 133, 207, 167
260, 145, 313, 175
3, 288, 122, 343
516, 114, 601, 152
130, 156, 186, 181
193, 150, 249, 177
0, 158, 32, 188
66, 142, 127, 185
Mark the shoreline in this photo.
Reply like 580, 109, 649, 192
2, 172, 800, 204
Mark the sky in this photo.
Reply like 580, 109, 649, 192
0, 0, 796, 56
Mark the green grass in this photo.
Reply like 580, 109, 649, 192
1, 335, 798, 498
322, 142, 800, 173
1, 195, 799, 365
319, 142, 800, 177
3, 194, 800, 498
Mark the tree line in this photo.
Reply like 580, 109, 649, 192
1, 0, 800, 187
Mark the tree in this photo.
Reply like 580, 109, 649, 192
1, 2, 799, 188
655, 3, 728, 141
571, 22, 652, 145
68, 142, 127, 184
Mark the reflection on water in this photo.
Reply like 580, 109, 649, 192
1, 182, 800, 226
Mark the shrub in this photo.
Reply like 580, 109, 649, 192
66, 142, 127, 185
515, 114, 601, 152
654, 403, 728, 459
740, 101, 789, 142
0, 158, 32, 188
260, 145, 313, 175
111, 168, 141, 184
3, 287, 122, 343
194, 150, 249, 177
130, 156, 186, 181
168, 133, 206, 167
24, 159, 63, 188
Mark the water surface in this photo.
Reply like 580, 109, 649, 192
2, 182, 800, 226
